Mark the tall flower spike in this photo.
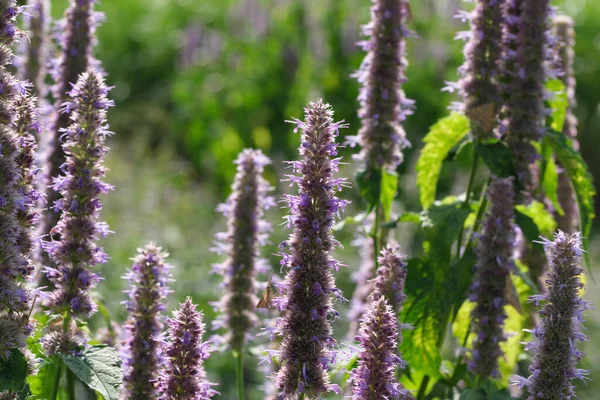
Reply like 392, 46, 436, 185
552, 16, 578, 235
42, 70, 114, 321
352, 0, 413, 171
121, 244, 173, 400
20, 0, 50, 99
212, 149, 273, 351
370, 242, 408, 315
512, 231, 590, 399
469, 177, 516, 379
350, 297, 407, 399
502, 0, 552, 192
0, 1, 38, 361
157, 297, 218, 399
457, 0, 505, 139
40, 0, 98, 272
275, 100, 350, 398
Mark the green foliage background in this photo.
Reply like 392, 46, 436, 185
40, 0, 600, 398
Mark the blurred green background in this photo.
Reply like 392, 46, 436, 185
44, 0, 600, 398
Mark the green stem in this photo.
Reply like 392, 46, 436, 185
417, 375, 430, 400
49, 359, 63, 400
66, 369, 76, 400
234, 351, 244, 400
456, 151, 480, 259
372, 203, 381, 270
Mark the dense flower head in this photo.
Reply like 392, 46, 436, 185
40, 0, 99, 271
501, 0, 552, 192
40, 327, 85, 356
371, 242, 408, 315
350, 297, 408, 399
469, 177, 516, 378
347, 235, 375, 341
212, 148, 273, 351
121, 243, 173, 400
456, 0, 505, 139
274, 100, 350, 399
553, 16, 578, 235
0, 0, 39, 362
43, 70, 114, 319
157, 297, 218, 400
20, 0, 50, 99
351, 0, 413, 171
512, 231, 590, 399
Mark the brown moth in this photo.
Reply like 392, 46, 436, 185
256, 276, 274, 309
466, 103, 495, 133
504, 274, 522, 314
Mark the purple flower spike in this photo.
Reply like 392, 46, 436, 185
0, 0, 38, 361
43, 70, 113, 320
158, 297, 218, 400
512, 231, 590, 399
20, 0, 50, 99
213, 149, 272, 352
457, 0, 505, 138
40, 0, 99, 271
350, 297, 408, 399
121, 243, 173, 399
371, 242, 408, 315
552, 16, 578, 235
352, 0, 413, 171
502, 0, 552, 192
469, 177, 516, 379
275, 100, 350, 399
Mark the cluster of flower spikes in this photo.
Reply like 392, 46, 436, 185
350, 297, 408, 399
121, 243, 173, 399
157, 297, 218, 399
42, 70, 114, 352
501, 0, 552, 193
512, 231, 590, 399
552, 15, 578, 235
40, 0, 100, 272
211, 148, 273, 352
20, 0, 50, 99
455, 0, 505, 139
350, 0, 413, 171
274, 100, 350, 399
0, 0, 39, 362
468, 177, 516, 379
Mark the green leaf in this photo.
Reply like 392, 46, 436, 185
332, 213, 367, 231
380, 170, 398, 220
541, 155, 564, 216
416, 112, 470, 208
59, 346, 122, 400
475, 141, 516, 178
516, 201, 557, 238
546, 79, 569, 132
0, 350, 28, 391
545, 130, 596, 268
27, 356, 59, 399
356, 168, 382, 214
382, 211, 421, 228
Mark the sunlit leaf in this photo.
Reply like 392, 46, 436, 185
546, 79, 569, 132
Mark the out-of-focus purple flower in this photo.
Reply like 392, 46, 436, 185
275, 100, 349, 399
370, 242, 408, 315
121, 243, 172, 399
42, 70, 113, 320
212, 149, 272, 352
552, 16, 578, 235
157, 297, 218, 400
350, 0, 413, 171
0, 0, 38, 362
350, 297, 408, 399
511, 231, 590, 399
40, 327, 85, 356
457, 0, 505, 139
347, 234, 375, 341
502, 0, 552, 192
20, 0, 50, 100
39, 0, 100, 272
469, 177, 516, 379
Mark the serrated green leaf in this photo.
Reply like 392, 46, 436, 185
545, 130, 596, 268
516, 201, 556, 237
0, 350, 28, 391
417, 113, 471, 208
541, 155, 564, 216
476, 141, 516, 178
59, 346, 122, 400
546, 79, 569, 132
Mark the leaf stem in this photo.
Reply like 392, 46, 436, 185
417, 375, 430, 400
456, 151, 480, 259
234, 350, 244, 400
